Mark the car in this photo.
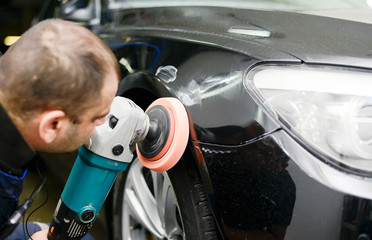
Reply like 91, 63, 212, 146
36, 0, 372, 239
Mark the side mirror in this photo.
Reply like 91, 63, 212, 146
60, 0, 100, 26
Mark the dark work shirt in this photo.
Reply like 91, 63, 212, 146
0, 104, 35, 229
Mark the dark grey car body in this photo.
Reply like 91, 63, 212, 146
37, 1, 372, 239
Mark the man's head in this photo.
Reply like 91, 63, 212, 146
0, 19, 119, 152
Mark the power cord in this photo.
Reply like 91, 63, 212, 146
0, 173, 46, 239
23, 159, 49, 240
23, 179, 48, 239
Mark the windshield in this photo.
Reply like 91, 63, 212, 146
108, 0, 372, 11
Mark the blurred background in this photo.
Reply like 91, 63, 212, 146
0, 0, 45, 53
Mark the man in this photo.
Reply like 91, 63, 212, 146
0, 19, 119, 239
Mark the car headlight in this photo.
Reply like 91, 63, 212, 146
245, 64, 372, 174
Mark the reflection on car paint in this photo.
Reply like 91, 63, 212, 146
199, 71, 242, 99
192, 120, 372, 240
198, 123, 295, 240
272, 128, 372, 200
111, 34, 372, 239
155, 65, 178, 83
196, 129, 337, 239
37, 1, 372, 238
112, 42, 162, 73
342, 196, 372, 239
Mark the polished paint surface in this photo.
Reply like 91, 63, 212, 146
106, 7, 372, 237
36, 2, 372, 239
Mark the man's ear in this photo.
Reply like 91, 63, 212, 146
38, 110, 66, 144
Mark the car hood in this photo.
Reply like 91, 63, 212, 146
252, 8, 372, 68
104, 6, 372, 68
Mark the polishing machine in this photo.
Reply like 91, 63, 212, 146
47, 96, 189, 240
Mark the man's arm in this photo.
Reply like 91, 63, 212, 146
29, 229, 48, 240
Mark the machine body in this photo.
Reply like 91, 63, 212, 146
47, 97, 189, 240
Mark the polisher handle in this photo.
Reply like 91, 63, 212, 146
48, 146, 128, 240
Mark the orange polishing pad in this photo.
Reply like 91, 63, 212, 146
136, 98, 189, 172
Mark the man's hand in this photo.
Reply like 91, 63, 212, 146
29, 229, 49, 240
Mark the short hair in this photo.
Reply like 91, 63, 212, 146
0, 19, 120, 121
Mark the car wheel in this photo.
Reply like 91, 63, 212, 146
112, 152, 217, 240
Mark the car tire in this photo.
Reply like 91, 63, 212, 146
111, 151, 218, 240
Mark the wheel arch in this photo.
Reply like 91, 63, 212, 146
106, 86, 220, 239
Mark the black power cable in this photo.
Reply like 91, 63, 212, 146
0, 155, 49, 240
23, 159, 49, 240
0, 176, 46, 239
